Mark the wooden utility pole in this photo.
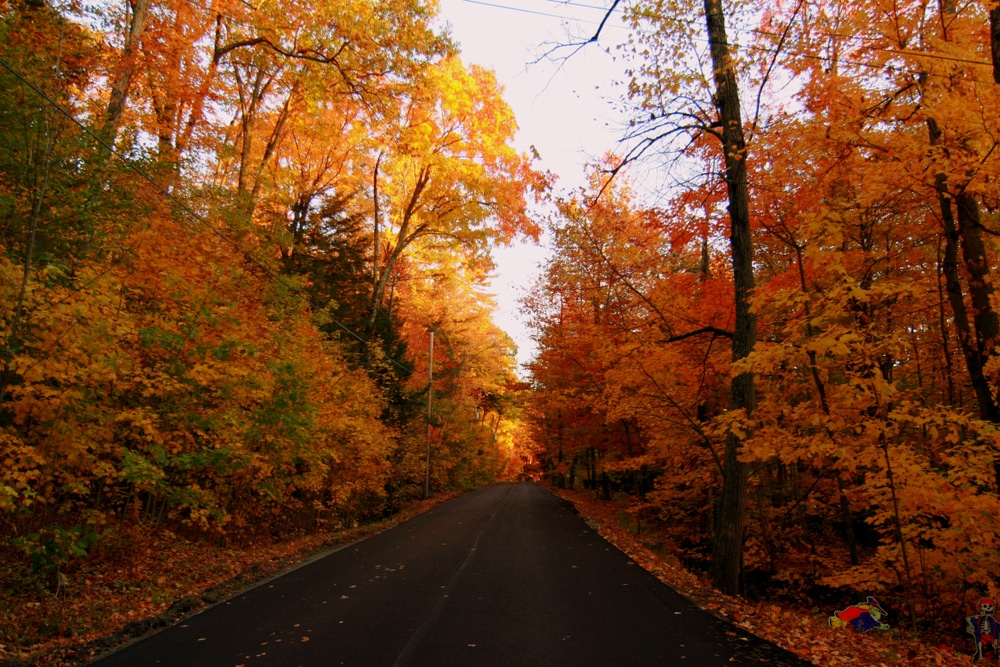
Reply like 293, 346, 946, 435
424, 329, 435, 500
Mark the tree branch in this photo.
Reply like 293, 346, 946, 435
588, 0, 623, 43
660, 326, 734, 343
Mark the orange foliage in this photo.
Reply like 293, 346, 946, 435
0, 0, 536, 635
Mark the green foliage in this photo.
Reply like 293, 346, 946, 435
0, 0, 533, 610
12, 524, 101, 575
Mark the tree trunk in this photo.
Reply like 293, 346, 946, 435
927, 131, 992, 418
368, 166, 432, 331
100, 0, 151, 146
955, 192, 1000, 489
956, 193, 1000, 373
932, 0, 1000, 491
928, 118, 1000, 489
935, 239, 957, 405
703, 0, 756, 596
248, 84, 297, 211
990, 4, 1000, 84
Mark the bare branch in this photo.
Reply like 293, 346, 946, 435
660, 326, 734, 343
588, 0, 623, 43
530, 0, 622, 69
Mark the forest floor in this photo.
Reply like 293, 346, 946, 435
552, 486, 977, 667
0, 493, 460, 667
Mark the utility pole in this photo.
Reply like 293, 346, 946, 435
424, 328, 435, 500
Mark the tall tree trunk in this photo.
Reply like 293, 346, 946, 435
955, 192, 1000, 488
956, 193, 1000, 371
372, 151, 384, 299
99, 0, 151, 146
368, 166, 432, 332
703, 0, 756, 596
932, 0, 1000, 491
936, 239, 957, 405
990, 4, 1000, 84
246, 83, 297, 218
928, 117, 1000, 488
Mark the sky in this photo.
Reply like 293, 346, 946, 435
434, 0, 634, 374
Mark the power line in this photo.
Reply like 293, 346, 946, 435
470, 0, 619, 18
462, 0, 993, 78
464, 0, 601, 22
545, 0, 624, 12
0, 54, 411, 373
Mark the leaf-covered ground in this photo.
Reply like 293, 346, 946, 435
0, 494, 458, 666
552, 487, 977, 667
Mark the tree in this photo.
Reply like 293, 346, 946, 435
367, 56, 545, 332
0, 0, 537, 570
609, 0, 759, 593
699, 0, 756, 595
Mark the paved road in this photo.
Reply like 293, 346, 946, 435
91, 482, 810, 666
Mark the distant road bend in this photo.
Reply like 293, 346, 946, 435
92, 482, 810, 666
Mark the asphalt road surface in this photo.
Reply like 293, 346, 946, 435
91, 482, 811, 666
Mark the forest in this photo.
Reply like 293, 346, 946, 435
1, 0, 542, 654
528, 0, 1000, 645
2, 0, 1000, 663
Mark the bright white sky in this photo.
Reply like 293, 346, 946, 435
435, 0, 633, 374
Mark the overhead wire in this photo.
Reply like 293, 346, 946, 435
541, 0, 990, 56
463, 0, 579, 21
174, 0, 993, 86
0, 54, 412, 373
463, 0, 994, 81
